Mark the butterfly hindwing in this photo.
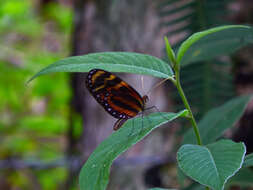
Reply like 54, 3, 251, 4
86, 69, 145, 120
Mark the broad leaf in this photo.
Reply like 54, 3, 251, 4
177, 166, 187, 187
79, 110, 188, 190
28, 52, 173, 82
177, 140, 246, 190
177, 25, 253, 65
183, 95, 252, 145
148, 188, 174, 190
227, 168, 253, 187
182, 183, 206, 190
242, 153, 253, 168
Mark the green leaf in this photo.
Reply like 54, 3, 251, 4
177, 140, 246, 190
79, 110, 188, 190
148, 188, 175, 190
242, 153, 253, 168
164, 36, 176, 65
183, 95, 252, 145
227, 168, 253, 187
148, 187, 176, 190
28, 52, 173, 83
177, 25, 253, 65
177, 166, 187, 187
182, 183, 205, 190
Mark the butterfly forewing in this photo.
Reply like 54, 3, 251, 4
86, 69, 145, 120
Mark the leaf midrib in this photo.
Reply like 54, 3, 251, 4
205, 147, 222, 189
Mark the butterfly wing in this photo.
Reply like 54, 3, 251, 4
86, 69, 144, 119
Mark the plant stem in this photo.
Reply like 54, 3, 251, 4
174, 73, 210, 190
168, 41, 209, 190
173, 66, 203, 146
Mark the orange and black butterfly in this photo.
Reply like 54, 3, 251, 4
86, 69, 149, 130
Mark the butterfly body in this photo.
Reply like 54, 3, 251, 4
86, 69, 148, 130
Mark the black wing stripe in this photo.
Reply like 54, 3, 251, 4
110, 98, 139, 113
111, 88, 143, 109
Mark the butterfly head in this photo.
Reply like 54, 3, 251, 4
142, 95, 149, 105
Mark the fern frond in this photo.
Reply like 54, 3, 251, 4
158, 0, 236, 119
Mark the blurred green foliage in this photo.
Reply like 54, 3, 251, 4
0, 0, 74, 189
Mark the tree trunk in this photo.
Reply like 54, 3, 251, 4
66, 0, 168, 189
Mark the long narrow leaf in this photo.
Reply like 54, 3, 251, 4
177, 25, 253, 65
28, 52, 173, 83
79, 110, 188, 190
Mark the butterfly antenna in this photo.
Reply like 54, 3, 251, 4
141, 76, 145, 92
146, 77, 171, 96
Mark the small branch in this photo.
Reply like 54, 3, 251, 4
173, 65, 203, 145
170, 54, 208, 189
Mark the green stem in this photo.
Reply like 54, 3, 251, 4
173, 66, 203, 146
173, 62, 210, 190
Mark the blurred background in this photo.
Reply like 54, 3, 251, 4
1, 0, 253, 189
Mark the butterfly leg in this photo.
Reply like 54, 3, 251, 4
138, 111, 144, 137
145, 106, 169, 121
113, 118, 128, 131
128, 118, 135, 137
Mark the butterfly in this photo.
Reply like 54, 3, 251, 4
85, 69, 149, 130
